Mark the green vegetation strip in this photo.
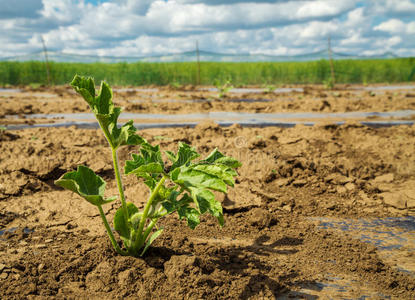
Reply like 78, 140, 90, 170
0, 58, 414, 86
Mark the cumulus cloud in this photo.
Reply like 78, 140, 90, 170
374, 19, 415, 35
177, 0, 284, 4
0, 0, 414, 58
113, 0, 154, 15
369, 0, 415, 17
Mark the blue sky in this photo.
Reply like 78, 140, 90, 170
0, 0, 414, 58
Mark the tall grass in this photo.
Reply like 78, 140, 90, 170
0, 58, 414, 86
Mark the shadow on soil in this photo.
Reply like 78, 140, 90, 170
204, 234, 309, 299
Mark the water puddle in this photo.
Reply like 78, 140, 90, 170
3, 120, 414, 131
0, 88, 21, 93
200, 87, 303, 93
2, 110, 414, 130
280, 275, 392, 299
358, 85, 415, 91
280, 216, 415, 299
11, 110, 415, 122
0, 227, 33, 236
129, 98, 272, 104
113, 88, 159, 93
311, 216, 415, 274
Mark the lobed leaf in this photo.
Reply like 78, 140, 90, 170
167, 146, 241, 228
177, 206, 200, 229
189, 187, 224, 226
125, 142, 165, 190
70, 75, 144, 148
172, 165, 228, 193
168, 142, 200, 171
203, 148, 242, 168
70, 75, 95, 106
54, 165, 116, 206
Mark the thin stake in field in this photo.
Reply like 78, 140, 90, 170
196, 40, 201, 86
41, 36, 51, 86
328, 36, 336, 86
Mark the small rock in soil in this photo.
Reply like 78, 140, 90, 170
345, 182, 356, 191
250, 208, 274, 228
336, 186, 347, 194
292, 179, 307, 187
373, 173, 394, 183
118, 269, 134, 287
37, 264, 45, 272
381, 192, 407, 209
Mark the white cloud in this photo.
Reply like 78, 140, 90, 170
370, 0, 415, 16
375, 19, 406, 34
375, 19, 415, 35
0, 0, 414, 58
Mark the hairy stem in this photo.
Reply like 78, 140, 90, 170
134, 176, 167, 250
98, 205, 127, 256
96, 118, 130, 227
111, 148, 129, 226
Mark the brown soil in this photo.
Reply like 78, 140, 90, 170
0, 85, 415, 299
0, 84, 415, 118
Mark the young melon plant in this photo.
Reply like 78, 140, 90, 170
55, 75, 241, 257
214, 79, 233, 98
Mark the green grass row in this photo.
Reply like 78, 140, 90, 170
0, 58, 414, 86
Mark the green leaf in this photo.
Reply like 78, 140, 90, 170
140, 228, 163, 256
169, 142, 200, 171
162, 191, 192, 214
70, 75, 95, 106
122, 121, 147, 146
162, 192, 205, 228
96, 81, 113, 115
70, 75, 144, 148
214, 157, 242, 169
172, 165, 228, 193
189, 188, 224, 226
54, 165, 116, 206
203, 148, 242, 168
204, 148, 224, 163
130, 211, 143, 228
191, 164, 236, 187
165, 150, 176, 163
113, 202, 139, 246
125, 142, 165, 189
178, 206, 200, 229
129, 162, 163, 174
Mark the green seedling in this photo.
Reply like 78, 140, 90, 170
214, 79, 233, 98
153, 135, 172, 141
323, 77, 334, 90
55, 75, 241, 257
263, 85, 276, 93
29, 83, 42, 90
169, 81, 182, 90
